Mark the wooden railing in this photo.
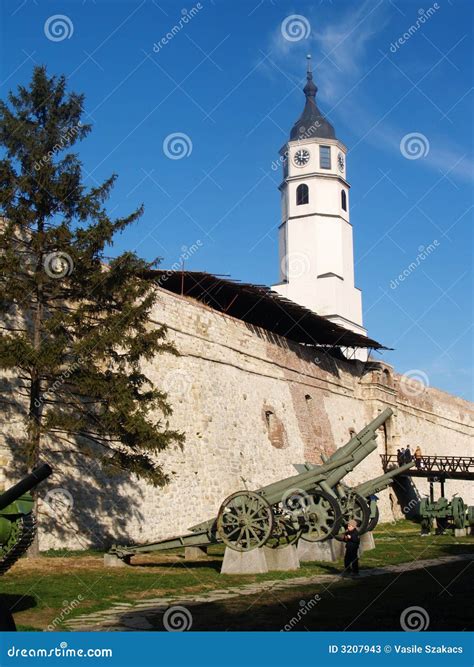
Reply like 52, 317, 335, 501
381, 455, 474, 479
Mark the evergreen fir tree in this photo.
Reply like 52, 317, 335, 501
0, 66, 183, 487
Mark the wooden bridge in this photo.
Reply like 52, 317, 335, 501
381, 455, 474, 481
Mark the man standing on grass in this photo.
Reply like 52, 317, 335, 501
343, 520, 360, 577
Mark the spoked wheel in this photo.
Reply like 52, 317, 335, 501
216, 491, 274, 552
266, 509, 303, 549
366, 503, 380, 533
451, 497, 466, 529
298, 489, 343, 543
334, 493, 371, 541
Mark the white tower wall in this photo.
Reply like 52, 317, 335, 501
273, 137, 366, 339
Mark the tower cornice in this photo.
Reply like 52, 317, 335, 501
278, 172, 351, 190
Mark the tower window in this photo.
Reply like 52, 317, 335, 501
341, 190, 347, 211
320, 145, 331, 169
296, 183, 309, 206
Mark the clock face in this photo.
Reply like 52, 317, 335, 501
294, 148, 310, 167
337, 152, 345, 172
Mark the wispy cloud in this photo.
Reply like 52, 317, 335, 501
266, 2, 473, 183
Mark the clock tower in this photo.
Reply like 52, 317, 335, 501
272, 56, 366, 340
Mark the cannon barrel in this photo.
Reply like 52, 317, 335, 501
354, 461, 415, 498
324, 408, 393, 465
188, 453, 356, 533
323, 438, 379, 493
256, 454, 356, 505
0, 464, 53, 511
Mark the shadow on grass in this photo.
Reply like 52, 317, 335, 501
115, 559, 474, 632
0, 593, 36, 631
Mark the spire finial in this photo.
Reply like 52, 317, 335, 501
303, 54, 317, 98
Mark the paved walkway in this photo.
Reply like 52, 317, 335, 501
65, 553, 474, 631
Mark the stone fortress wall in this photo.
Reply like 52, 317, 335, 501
1, 284, 472, 551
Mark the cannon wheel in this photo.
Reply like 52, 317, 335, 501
216, 491, 274, 552
266, 511, 303, 549
366, 503, 380, 533
452, 497, 466, 529
334, 493, 371, 541
300, 489, 343, 543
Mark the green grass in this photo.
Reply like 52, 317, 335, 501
0, 521, 472, 631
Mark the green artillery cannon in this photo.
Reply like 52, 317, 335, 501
419, 495, 467, 534
110, 410, 394, 562
292, 442, 414, 538
336, 460, 416, 536
0, 463, 53, 575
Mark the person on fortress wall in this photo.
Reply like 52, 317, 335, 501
404, 446, 412, 464
342, 520, 360, 577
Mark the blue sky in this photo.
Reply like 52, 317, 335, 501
1, 0, 473, 399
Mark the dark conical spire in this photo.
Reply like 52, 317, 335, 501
303, 54, 317, 98
290, 55, 336, 141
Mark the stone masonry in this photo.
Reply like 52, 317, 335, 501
1, 284, 472, 550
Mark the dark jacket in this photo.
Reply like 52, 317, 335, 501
344, 528, 360, 551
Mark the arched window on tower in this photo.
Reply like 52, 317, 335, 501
296, 183, 309, 206
341, 189, 347, 211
